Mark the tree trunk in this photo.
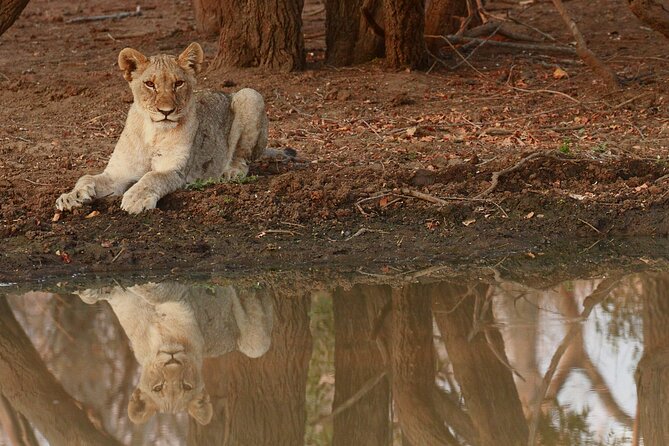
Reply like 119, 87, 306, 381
391, 284, 458, 446
432, 281, 528, 446
628, 0, 669, 39
636, 274, 669, 445
213, 0, 305, 72
325, 0, 384, 65
191, 0, 222, 36
0, 296, 122, 446
332, 285, 390, 446
0, 0, 29, 36
188, 289, 312, 446
425, 0, 468, 37
383, 0, 428, 69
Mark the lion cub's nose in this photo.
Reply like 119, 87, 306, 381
158, 107, 175, 117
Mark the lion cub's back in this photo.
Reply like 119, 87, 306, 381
185, 91, 235, 182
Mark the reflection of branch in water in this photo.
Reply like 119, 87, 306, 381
527, 276, 623, 446
0, 295, 122, 445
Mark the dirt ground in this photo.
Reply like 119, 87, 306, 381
2, 0, 669, 282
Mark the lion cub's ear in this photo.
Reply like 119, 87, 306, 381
118, 48, 148, 82
188, 389, 213, 425
178, 42, 204, 75
128, 388, 157, 424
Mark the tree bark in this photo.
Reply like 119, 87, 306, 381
332, 285, 390, 446
432, 282, 528, 446
0, 0, 29, 36
325, 0, 384, 65
213, 0, 305, 72
191, 0, 222, 36
0, 296, 122, 446
391, 284, 458, 446
628, 0, 669, 39
635, 274, 669, 446
188, 289, 312, 446
383, 0, 429, 69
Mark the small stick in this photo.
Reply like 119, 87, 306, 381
66, 6, 142, 24
578, 218, 601, 233
400, 188, 509, 218
475, 151, 552, 199
345, 227, 389, 241
111, 248, 125, 263
425, 34, 577, 55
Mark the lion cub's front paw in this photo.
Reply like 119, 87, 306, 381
55, 183, 95, 211
121, 187, 159, 214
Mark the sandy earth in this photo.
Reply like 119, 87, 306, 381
2, 0, 669, 282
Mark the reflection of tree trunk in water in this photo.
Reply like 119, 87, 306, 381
636, 274, 669, 445
332, 285, 390, 446
188, 290, 312, 446
391, 284, 457, 446
432, 282, 528, 446
0, 296, 122, 446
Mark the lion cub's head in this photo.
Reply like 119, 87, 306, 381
118, 42, 204, 127
127, 347, 213, 426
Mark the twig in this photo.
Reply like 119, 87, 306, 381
66, 6, 142, 24
256, 229, 299, 238
475, 151, 555, 199
612, 92, 649, 110
425, 34, 577, 55
577, 217, 600, 234
111, 248, 125, 263
345, 227, 389, 241
510, 86, 579, 103
400, 188, 508, 218
550, 0, 620, 89
315, 372, 387, 424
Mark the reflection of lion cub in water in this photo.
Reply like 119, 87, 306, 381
56, 42, 271, 214
78, 282, 273, 425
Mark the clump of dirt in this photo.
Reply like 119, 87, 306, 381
3, 0, 669, 281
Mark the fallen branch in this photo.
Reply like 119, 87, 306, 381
66, 6, 142, 24
425, 34, 577, 55
550, 0, 620, 89
400, 188, 508, 218
475, 151, 557, 199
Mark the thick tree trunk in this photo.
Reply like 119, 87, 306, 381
0, 0, 29, 36
636, 274, 669, 445
391, 284, 458, 446
432, 282, 528, 446
213, 0, 305, 72
383, 0, 428, 69
188, 289, 312, 446
191, 0, 222, 36
332, 285, 390, 446
425, 0, 468, 37
325, 0, 384, 65
628, 0, 669, 39
0, 296, 122, 446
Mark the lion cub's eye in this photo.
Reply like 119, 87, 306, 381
144, 81, 155, 89
174, 80, 185, 89
152, 383, 163, 392
183, 382, 193, 391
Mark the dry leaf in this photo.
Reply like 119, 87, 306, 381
526, 252, 536, 259
406, 126, 418, 137
525, 211, 535, 219
52, 213, 61, 222
553, 67, 569, 79
462, 218, 476, 227
569, 193, 586, 201
379, 196, 390, 208
85, 210, 100, 219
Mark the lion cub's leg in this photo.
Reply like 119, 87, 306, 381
56, 172, 126, 211
223, 88, 269, 180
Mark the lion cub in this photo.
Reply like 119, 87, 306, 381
56, 42, 269, 214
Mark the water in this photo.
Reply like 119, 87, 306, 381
0, 268, 664, 445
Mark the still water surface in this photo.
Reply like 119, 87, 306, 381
0, 269, 663, 445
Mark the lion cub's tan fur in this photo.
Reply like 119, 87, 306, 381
56, 42, 268, 214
